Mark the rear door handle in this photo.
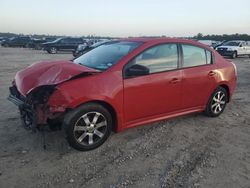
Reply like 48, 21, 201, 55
208, 71, 216, 77
170, 78, 180, 84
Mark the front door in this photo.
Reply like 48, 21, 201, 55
123, 43, 182, 124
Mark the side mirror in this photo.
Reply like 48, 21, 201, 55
239, 44, 243, 47
125, 64, 150, 77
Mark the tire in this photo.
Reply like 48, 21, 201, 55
49, 47, 57, 54
63, 103, 112, 151
204, 86, 228, 117
231, 51, 237, 59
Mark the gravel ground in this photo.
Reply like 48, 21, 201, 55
0, 47, 249, 188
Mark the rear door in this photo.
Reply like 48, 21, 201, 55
242, 42, 250, 55
247, 42, 250, 54
58, 38, 72, 50
123, 43, 182, 124
237, 42, 245, 55
181, 44, 218, 109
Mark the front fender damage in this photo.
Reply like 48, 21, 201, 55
9, 72, 96, 131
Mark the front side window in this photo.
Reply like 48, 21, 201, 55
129, 44, 178, 74
182, 45, 210, 67
74, 41, 142, 71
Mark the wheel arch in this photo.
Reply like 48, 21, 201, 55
218, 84, 230, 102
71, 100, 118, 132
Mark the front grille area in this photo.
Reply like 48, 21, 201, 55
217, 48, 227, 51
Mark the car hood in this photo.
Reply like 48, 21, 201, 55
15, 60, 99, 96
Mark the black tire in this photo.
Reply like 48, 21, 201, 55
231, 51, 237, 59
49, 47, 57, 54
63, 103, 112, 151
204, 86, 228, 117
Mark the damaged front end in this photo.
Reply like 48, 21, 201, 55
8, 84, 63, 131
8, 60, 100, 132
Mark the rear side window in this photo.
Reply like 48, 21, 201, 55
182, 45, 211, 68
131, 44, 178, 74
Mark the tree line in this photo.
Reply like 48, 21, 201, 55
1, 32, 250, 41
193, 33, 250, 41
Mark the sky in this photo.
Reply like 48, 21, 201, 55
0, 0, 250, 37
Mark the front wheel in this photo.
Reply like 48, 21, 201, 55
63, 103, 112, 151
204, 87, 228, 117
231, 51, 237, 59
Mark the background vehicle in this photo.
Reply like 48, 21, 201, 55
27, 37, 58, 50
8, 38, 237, 151
0, 37, 9, 45
42, 37, 85, 54
73, 39, 111, 57
198, 40, 221, 48
1, 36, 32, 47
216, 40, 250, 58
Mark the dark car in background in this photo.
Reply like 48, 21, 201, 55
43, 37, 84, 54
1, 36, 32, 47
27, 37, 58, 50
0, 37, 9, 45
73, 40, 111, 57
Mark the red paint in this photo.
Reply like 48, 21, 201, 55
15, 60, 99, 96
14, 38, 237, 132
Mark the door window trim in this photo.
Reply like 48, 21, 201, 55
179, 43, 214, 69
123, 43, 181, 79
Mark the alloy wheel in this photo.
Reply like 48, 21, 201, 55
50, 47, 57, 54
73, 111, 107, 146
211, 91, 226, 114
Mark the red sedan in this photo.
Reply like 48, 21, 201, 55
8, 38, 237, 151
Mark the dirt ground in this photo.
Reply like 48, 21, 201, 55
0, 47, 249, 188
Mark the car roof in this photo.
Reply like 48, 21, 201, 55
118, 37, 211, 49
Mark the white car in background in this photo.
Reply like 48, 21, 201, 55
198, 40, 221, 48
216, 40, 250, 59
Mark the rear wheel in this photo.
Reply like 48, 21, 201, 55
204, 87, 228, 117
63, 103, 112, 151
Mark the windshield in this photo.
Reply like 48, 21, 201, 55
73, 41, 142, 71
223, 41, 241, 46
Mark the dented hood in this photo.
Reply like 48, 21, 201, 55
15, 60, 99, 96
